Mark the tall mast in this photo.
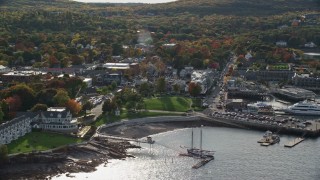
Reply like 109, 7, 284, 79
191, 128, 194, 149
200, 126, 203, 156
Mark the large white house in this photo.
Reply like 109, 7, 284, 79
0, 107, 78, 145
34, 107, 78, 133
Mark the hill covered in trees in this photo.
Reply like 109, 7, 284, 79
1, 0, 319, 16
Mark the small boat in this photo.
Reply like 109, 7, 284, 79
258, 131, 280, 146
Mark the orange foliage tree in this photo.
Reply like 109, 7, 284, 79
66, 99, 82, 116
5, 95, 22, 112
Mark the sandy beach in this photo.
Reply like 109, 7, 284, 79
100, 120, 223, 139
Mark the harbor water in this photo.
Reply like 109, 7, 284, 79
54, 127, 320, 180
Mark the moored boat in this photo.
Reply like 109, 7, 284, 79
258, 131, 280, 146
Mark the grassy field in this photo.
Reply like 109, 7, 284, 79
7, 132, 84, 154
93, 110, 180, 127
144, 96, 192, 112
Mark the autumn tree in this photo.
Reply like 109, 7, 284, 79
188, 82, 202, 97
66, 99, 82, 116
5, 95, 22, 112
4, 84, 36, 111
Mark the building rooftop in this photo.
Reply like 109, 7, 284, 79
47, 107, 67, 112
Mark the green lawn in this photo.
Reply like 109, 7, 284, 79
7, 132, 84, 154
144, 96, 192, 112
93, 110, 180, 127
191, 98, 205, 111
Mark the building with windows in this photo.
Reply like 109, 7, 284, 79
1, 71, 46, 84
0, 107, 78, 145
0, 115, 36, 145
292, 73, 320, 90
34, 107, 78, 133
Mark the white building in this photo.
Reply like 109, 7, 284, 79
305, 42, 317, 48
276, 41, 287, 47
83, 78, 92, 87
191, 70, 213, 94
0, 107, 78, 145
245, 52, 253, 60
0, 115, 35, 145
35, 107, 78, 133
0, 65, 10, 74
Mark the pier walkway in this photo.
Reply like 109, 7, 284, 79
284, 137, 305, 148
93, 133, 154, 144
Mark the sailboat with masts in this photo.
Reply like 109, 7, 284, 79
183, 127, 214, 158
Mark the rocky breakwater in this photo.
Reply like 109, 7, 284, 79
0, 138, 140, 180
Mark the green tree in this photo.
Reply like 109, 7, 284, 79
102, 98, 117, 115
82, 101, 93, 117
156, 77, 166, 94
139, 82, 153, 97
111, 81, 117, 90
172, 84, 181, 94
31, 103, 48, 112
112, 43, 123, 55
53, 90, 70, 106
0, 107, 4, 123
0, 144, 8, 165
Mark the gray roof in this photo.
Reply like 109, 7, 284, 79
0, 115, 30, 130
40, 111, 69, 119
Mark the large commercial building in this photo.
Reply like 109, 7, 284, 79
292, 73, 320, 90
274, 87, 316, 101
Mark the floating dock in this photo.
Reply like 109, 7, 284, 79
284, 138, 304, 148
192, 157, 214, 169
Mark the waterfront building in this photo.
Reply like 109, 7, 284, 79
303, 52, 320, 60
225, 99, 247, 111
292, 73, 320, 90
34, 107, 78, 133
245, 70, 294, 82
274, 87, 316, 101
0, 107, 78, 145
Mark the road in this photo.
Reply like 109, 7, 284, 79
205, 55, 236, 112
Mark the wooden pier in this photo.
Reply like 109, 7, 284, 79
284, 138, 304, 148
95, 134, 155, 144
192, 157, 214, 169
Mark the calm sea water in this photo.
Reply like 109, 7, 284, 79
54, 127, 320, 180
73, 0, 176, 4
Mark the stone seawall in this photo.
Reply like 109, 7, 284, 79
201, 116, 320, 137
99, 116, 201, 132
